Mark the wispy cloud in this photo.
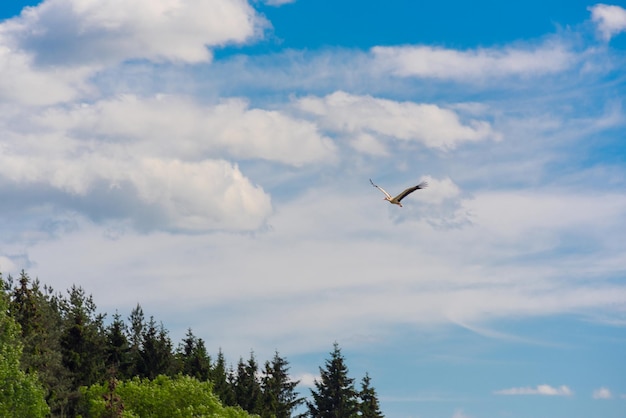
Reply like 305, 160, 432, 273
592, 387, 612, 399
452, 409, 471, 418
494, 385, 573, 396
589, 4, 626, 41
263, 0, 296, 6
371, 40, 575, 81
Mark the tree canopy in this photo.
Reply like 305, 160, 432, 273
0, 271, 383, 417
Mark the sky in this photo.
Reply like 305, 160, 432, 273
0, 0, 626, 417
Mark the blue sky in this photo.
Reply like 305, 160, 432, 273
1, 1, 625, 417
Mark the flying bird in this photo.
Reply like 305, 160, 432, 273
370, 178, 428, 207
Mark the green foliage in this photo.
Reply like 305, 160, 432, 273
308, 342, 359, 418
0, 275, 50, 417
1, 271, 385, 417
81, 374, 254, 418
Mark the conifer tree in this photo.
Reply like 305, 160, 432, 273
260, 351, 304, 418
105, 311, 132, 378
358, 373, 384, 418
177, 328, 211, 381
127, 304, 145, 376
59, 285, 107, 415
234, 351, 262, 414
0, 277, 49, 417
138, 316, 174, 379
210, 348, 236, 406
8, 271, 71, 415
308, 342, 359, 418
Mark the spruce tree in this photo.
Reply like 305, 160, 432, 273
177, 328, 211, 381
210, 348, 235, 406
0, 278, 50, 417
59, 285, 107, 415
234, 351, 262, 414
8, 272, 72, 415
138, 316, 174, 379
127, 304, 145, 377
105, 311, 132, 379
308, 342, 359, 418
260, 351, 304, 418
358, 373, 384, 418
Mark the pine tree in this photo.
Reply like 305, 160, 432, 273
358, 373, 384, 418
260, 351, 304, 418
308, 342, 359, 418
234, 351, 262, 414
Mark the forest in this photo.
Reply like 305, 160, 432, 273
0, 270, 385, 417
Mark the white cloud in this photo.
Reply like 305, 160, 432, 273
589, 4, 626, 41
295, 91, 497, 150
494, 384, 573, 396
0, 151, 272, 232
371, 41, 574, 81
35, 95, 337, 166
294, 372, 318, 388
452, 409, 470, 418
592, 387, 612, 399
0, 255, 17, 272
0, 43, 94, 105
3, 0, 265, 66
0, 0, 267, 105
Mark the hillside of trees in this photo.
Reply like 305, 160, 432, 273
0, 270, 384, 417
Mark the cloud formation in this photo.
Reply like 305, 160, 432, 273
3, 0, 264, 66
592, 387, 612, 399
371, 41, 574, 81
494, 385, 573, 396
295, 91, 498, 150
589, 4, 626, 41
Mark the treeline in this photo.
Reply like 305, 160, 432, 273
0, 271, 384, 417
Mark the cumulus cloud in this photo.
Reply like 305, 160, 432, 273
494, 385, 573, 396
0, 43, 95, 105
35, 95, 337, 166
3, 0, 264, 66
371, 41, 574, 81
295, 91, 497, 150
0, 0, 267, 105
592, 387, 612, 399
0, 150, 272, 232
589, 4, 626, 41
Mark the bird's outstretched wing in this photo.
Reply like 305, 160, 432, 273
394, 181, 428, 202
370, 179, 392, 199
